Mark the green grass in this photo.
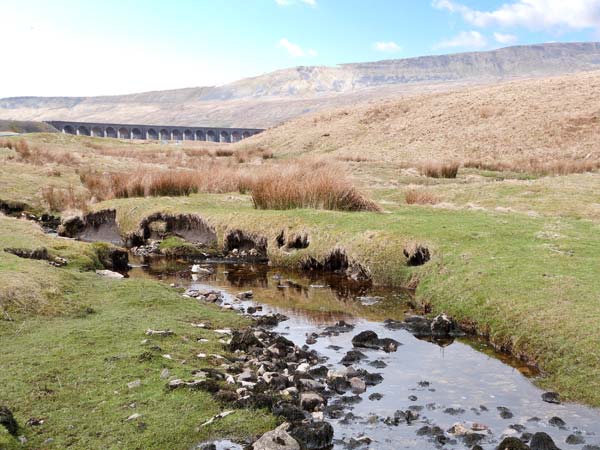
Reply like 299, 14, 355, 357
93, 192, 600, 406
0, 218, 277, 449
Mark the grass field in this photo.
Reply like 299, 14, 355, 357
0, 217, 276, 449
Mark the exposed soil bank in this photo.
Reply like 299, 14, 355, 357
67, 198, 600, 407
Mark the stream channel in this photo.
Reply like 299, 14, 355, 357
126, 256, 600, 450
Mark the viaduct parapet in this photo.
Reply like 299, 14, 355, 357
46, 121, 264, 143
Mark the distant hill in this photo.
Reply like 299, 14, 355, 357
0, 120, 57, 134
2, 42, 600, 128
236, 70, 600, 164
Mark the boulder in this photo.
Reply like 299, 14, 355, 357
541, 392, 561, 404
229, 330, 263, 352
496, 437, 530, 450
252, 423, 300, 450
289, 421, 334, 450
529, 432, 561, 450
300, 392, 325, 412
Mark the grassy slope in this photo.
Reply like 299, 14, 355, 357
236, 70, 600, 164
96, 193, 600, 405
0, 217, 276, 449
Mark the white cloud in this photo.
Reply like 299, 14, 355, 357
0, 10, 243, 98
494, 32, 518, 44
435, 30, 488, 49
373, 41, 402, 53
433, 0, 600, 31
277, 38, 318, 57
275, 0, 316, 6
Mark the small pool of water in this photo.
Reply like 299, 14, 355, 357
129, 258, 600, 449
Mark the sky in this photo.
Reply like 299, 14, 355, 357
2, 0, 600, 98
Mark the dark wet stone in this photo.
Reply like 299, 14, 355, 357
246, 306, 257, 315
549, 416, 566, 428
566, 434, 585, 445
542, 392, 561, 404
308, 366, 328, 379
327, 376, 350, 394
510, 424, 527, 433
582, 446, 600, 450
527, 417, 541, 423
272, 401, 306, 423
289, 421, 333, 450
0, 406, 18, 436
472, 446, 484, 450
322, 320, 355, 336
368, 360, 387, 369
338, 395, 362, 405
408, 405, 423, 412
463, 433, 485, 447
530, 432, 561, 450
326, 345, 343, 351
418, 380, 430, 388
496, 437, 530, 450
497, 406, 514, 419
408, 395, 418, 401
229, 329, 263, 352
444, 407, 466, 416
340, 350, 367, 365
255, 313, 288, 328
383, 319, 405, 330
383, 409, 419, 426
352, 330, 380, 349
368, 393, 383, 401
355, 369, 383, 386
402, 316, 432, 337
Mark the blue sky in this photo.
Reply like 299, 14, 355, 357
2, 0, 600, 97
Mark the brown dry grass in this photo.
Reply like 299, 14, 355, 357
238, 71, 600, 168
250, 162, 381, 212
405, 189, 440, 205
41, 185, 90, 212
463, 157, 600, 176
419, 161, 460, 178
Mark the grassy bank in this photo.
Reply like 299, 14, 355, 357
0, 217, 276, 449
95, 193, 600, 406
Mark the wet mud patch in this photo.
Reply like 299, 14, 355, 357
403, 243, 430, 266
300, 248, 372, 282
4, 247, 67, 267
277, 230, 310, 250
0, 199, 60, 231
58, 209, 122, 246
224, 229, 267, 259
136, 213, 217, 247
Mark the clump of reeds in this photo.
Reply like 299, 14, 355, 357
250, 162, 381, 212
405, 189, 440, 205
418, 161, 460, 178
463, 157, 600, 176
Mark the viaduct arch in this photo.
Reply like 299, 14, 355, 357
47, 121, 264, 143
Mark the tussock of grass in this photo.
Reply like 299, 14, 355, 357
405, 188, 440, 205
419, 161, 460, 178
250, 162, 381, 212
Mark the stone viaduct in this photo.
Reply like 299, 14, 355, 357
46, 120, 264, 143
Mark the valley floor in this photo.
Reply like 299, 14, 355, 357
1, 133, 600, 448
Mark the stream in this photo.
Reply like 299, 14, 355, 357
128, 257, 600, 450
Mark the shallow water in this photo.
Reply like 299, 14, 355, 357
129, 259, 600, 449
